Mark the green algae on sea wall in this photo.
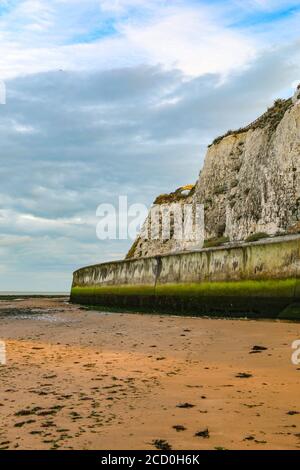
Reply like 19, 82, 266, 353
154, 279, 299, 318
70, 285, 156, 310
70, 278, 299, 318
71, 235, 300, 318
155, 279, 297, 298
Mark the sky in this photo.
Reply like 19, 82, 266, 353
0, 0, 300, 292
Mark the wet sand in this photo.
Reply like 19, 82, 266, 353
0, 296, 300, 450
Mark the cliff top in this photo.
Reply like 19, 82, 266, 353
209, 97, 293, 147
154, 184, 195, 204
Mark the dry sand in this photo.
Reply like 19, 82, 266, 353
0, 296, 300, 450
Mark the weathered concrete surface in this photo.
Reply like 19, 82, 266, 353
71, 235, 300, 318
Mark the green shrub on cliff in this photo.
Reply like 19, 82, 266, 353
208, 97, 292, 148
204, 236, 229, 248
154, 184, 195, 204
245, 232, 269, 243
126, 237, 140, 259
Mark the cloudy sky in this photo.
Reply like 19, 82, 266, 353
0, 0, 300, 292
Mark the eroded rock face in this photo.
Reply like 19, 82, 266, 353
195, 98, 300, 241
127, 90, 300, 258
126, 185, 198, 259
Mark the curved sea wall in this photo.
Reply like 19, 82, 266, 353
71, 235, 300, 319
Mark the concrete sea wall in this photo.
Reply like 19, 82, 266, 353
71, 235, 300, 319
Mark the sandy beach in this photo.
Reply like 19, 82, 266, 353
0, 296, 300, 450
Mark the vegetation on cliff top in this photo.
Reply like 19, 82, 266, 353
245, 232, 270, 243
125, 236, 141, 259
154, 184, 195, 204
209, 97, 293, 147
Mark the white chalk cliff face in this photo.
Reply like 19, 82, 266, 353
127, 89, 300, 258
126, 186, 198, 259
195, 95, 300, 241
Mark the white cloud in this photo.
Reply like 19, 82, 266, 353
120, 7, 256, 77
0, 208, 96, 235
99, 0, 156, 13
0, 1, 258, 79
11, 121, 37, 134
232, 0, 299, 10
0, 234, 32, 247
0, 0, 298, 80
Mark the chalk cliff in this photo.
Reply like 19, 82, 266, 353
127, 87, 300, 259
126, 184, 197, 259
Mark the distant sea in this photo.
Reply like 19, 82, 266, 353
0, 291, 69, 296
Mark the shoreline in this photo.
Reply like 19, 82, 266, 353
72, 302, 300, 323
